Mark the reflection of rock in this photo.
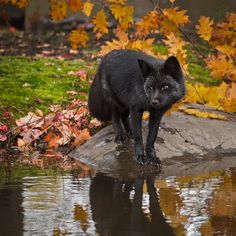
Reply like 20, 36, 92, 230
69, 112, 236, 177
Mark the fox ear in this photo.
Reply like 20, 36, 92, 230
164, 56, 182, 81
138, 59, 153, 78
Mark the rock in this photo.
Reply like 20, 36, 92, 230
69, 112, 236, 177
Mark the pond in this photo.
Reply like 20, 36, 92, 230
1, 165, 236, 235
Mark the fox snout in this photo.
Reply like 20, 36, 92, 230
151, 98, 160, 107
150, 90, 161, 107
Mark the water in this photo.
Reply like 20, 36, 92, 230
1, 168, 236, 235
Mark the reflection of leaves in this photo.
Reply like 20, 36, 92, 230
74, 204, 88, 232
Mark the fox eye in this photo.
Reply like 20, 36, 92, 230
161, 84, 169, 91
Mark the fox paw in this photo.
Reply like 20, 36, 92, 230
136, 154, 147, 166
115, 134, 128, 144
147, 157, 162, 168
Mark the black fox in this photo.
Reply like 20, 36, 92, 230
88, 50, 185, 166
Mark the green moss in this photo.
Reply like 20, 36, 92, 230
0, 56, 96, 120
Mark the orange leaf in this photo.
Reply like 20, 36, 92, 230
73, 128, 91, 147
45, 132, 61, 148
68, 0, 83, 13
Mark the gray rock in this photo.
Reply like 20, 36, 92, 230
69, 112, 236, 177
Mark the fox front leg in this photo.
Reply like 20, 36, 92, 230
130, 108, 146, 165
146, 111, 163, 167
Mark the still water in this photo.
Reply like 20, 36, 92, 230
1, 167, 236, 236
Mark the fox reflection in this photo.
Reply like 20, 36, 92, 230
89, 174, 175, 236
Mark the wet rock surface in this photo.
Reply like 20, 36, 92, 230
69, 112, 236, 177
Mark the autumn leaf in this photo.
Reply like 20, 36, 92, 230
99, 39, 129, 56
68, 0, 83, 13
92, 10, 109, 39
127, 38, 155, 55
206, 55, 236, 81
135, 10, 160, 38
183, 108, 228, 120
216, 44, 236, 59
107, 0, 126, 4
50, 0, 67, 21
45, 132, 61, 148
10, 0, 29, 8
163, 33, 188, 71
163, 7, 190, 26
73, 128, 91, 147
196, 16, 214, 41
68, 29, 89, 50
82, 1, 94, 17
114, 26, 129, 41
110, 4, 134, 30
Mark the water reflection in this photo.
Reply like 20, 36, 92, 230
1, 168, 236, 235
90, 173, 175, 236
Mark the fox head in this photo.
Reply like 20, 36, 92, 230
138, 56, 185, 109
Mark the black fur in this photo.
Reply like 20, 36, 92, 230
88, 49, 185, 166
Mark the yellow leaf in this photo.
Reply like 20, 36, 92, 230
35, 108, 44, 117
183, 108, 227, 120
68, 0, 83, 13
169, 0, 176, 3
82, 1, 94, 17
127, 38, 155, 55
68, 29, 89, 50
142, 112, 149, 120
163, 7, 190, 26
163, 33, 188, 71
10, 0, 29, 8
110, 4, 134, 30
107, 0, 126, 4
50, 0, 67, 21
92, 10, 109, 39
99, 39, 129, 56
196, 16, 214, 41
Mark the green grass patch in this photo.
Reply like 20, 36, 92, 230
0, 56, 97, 120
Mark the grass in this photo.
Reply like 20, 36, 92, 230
0, 56, 97, 120
0, 46, 219, 121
